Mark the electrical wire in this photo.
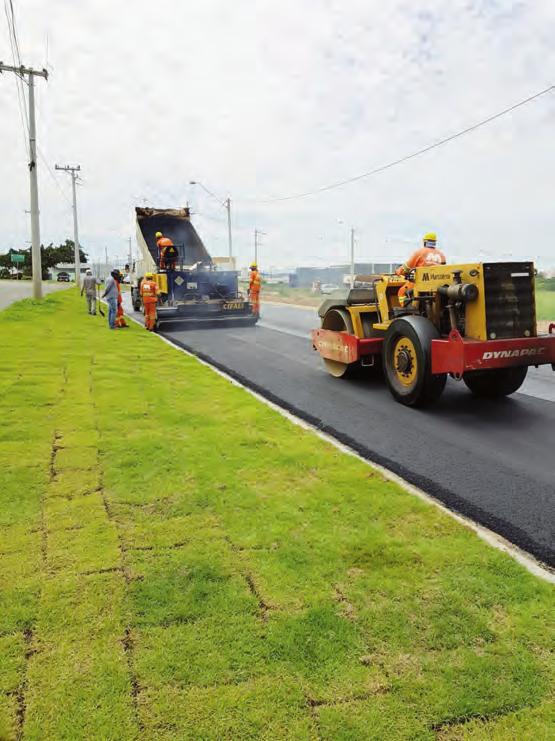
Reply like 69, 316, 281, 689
247, 84, 555, 203
3, 0, 29, 155
3, 0, 72, 207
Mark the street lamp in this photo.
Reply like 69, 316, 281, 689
337, 219, 356, 287
189, 180, 233, 258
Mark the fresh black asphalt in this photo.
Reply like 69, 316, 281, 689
129, 299, 555, 567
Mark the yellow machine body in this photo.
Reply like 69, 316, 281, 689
153, 272, 168, 294
340, 262, 537, 342
313, 261, 548, 406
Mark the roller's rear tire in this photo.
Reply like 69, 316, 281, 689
463, 366, 528, 397
383, 317, 446, 407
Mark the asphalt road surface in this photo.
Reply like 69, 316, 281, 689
127, 298, 555, 567
0, 280, 69, 311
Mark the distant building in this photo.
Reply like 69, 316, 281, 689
49, 263, 89, 281
294, 262, 401, 288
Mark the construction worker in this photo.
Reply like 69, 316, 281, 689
248, 262, 261, 316
396, 232, 446, 306
140, 272, 159, 331
101, 269, 120, 329
81, 268, 99, 315
114, 271, 129, 328
155, 231, 176, 270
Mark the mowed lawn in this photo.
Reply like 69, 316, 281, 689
0, 290, 554, 741
536, 288, 555, 322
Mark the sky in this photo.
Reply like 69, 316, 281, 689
1, 0, 555, 270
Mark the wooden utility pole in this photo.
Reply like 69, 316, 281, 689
0, 62, 48, 298
55, 165, 82, 287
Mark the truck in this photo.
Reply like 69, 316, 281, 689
312, 261, 555, 406
131, 206, 258, 330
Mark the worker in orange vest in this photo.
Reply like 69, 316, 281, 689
140, 272, 159, 331
114, 271, 129, 328
248, 262, 261, 316
155, 231, 176, 270
396, 232, 446, 306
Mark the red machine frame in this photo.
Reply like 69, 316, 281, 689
311, 327, 555, 376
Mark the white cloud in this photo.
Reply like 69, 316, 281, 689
1, 0, 554, 268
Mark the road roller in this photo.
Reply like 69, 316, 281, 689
311, 262, 555, 406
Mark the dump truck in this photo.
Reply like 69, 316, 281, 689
131, 207, 258, 330
312, 262, 555, 406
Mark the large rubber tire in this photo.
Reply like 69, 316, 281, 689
320, 308, 357, 378
383, 316, 447, 407
463, 366, 528, 398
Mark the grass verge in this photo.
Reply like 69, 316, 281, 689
536, 288, 555, 322
1, 289, 554, 740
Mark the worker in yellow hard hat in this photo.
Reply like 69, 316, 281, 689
248, 262, 261, 316
140, 272, 159, 331
155, 231, 176, 270
396, 232, 446, 306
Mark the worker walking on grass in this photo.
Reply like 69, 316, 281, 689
248, 262, 261, 316
396, 232, 446, 306
140, 272, 159, 331
101, 270, 120, 329
155, 231, 176, 270
81, 269, 99, 315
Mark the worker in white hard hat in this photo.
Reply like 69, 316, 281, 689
80, 268, 99, 315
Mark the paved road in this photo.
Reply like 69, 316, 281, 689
126, 298, 555, 567
0, 281, 69, 311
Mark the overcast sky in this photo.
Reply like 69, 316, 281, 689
1, 0, 554, 269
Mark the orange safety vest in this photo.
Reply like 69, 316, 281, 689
141, 279, 158, 302
249, 270, 261, 294
396, 247, 446, 275
156, 237, 174, 253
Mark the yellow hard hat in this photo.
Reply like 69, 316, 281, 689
250, 262, 257, 269
144, 272, 154, 279
423, 232, 437, 243
155, 231, 163, 239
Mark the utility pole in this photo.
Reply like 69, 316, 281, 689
0, 62, 48, 299
128, 237, 132, 268
350, 227, 355, 287
254, 229, 266, 264
189, 181, 233, 258
55, 164, 81, 286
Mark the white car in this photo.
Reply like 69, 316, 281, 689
320, 283, 340, 294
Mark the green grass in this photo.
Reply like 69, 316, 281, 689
536, 288, 555, 322
0, 289, 554, 740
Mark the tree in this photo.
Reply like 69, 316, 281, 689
0, 241, 88, 279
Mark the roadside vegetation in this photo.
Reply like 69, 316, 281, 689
536, 288, 555, 323
1, 290, 554, 740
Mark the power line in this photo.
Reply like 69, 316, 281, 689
3, 0, 29, 154
3, 1, 72, 207
248, 84, 555, 203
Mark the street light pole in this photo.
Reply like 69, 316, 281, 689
1, 62, 48, 299
350, 227, 355, 287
